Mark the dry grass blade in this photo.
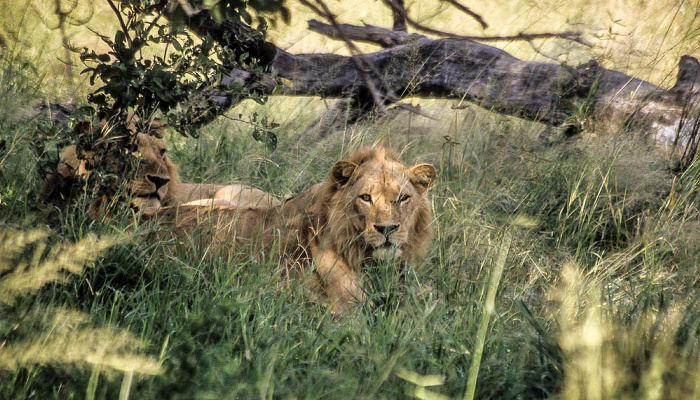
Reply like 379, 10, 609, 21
463, 232, 512, 400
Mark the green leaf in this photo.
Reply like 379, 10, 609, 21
252, 128, 277, 151
240, 9, 252, 25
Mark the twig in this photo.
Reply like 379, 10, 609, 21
303, 0, 442, 121
395, 103, 438, 120
383, 0, 590, 46
441, 0, 488, 29
143, 13, 162, 40
391, 0, 407, 32
299, 0, 391, 112
307, 19, 419, 47
106, 0, 132, 45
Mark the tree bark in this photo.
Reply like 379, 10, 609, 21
306, 19, 421, 48
390, 0, 407, 32
194, 17, 700, 154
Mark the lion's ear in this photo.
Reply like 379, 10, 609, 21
409, 163, 437, 194
331, 160, 357, 187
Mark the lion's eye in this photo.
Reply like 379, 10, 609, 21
398, 194, 410, 203
160, 148, 167, 157
359, 194, 372, 203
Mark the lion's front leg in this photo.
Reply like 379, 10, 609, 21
312, 245, 366, 313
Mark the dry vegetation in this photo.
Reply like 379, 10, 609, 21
1, 0, 700, 399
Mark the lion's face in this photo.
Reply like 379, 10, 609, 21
127, 133, 176, 211
47, 124, 178, 213
328, 147, 436, 261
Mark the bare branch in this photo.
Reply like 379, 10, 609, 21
307, 19, 421, 47
299, 0, 392, 112
153, 0, 700, 152
391, 0, 407, 32
307, 18, 590, 52
106, 0, 132, 45
441, 0, 488, 29
303, 0, 442, 125
383, 0, 590, 46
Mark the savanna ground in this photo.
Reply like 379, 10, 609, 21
2, 0, 700, 399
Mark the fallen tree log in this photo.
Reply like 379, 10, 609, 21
187, 16, 700, 160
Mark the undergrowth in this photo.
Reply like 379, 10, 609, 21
1, 21, 700, 400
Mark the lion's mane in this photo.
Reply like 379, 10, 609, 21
156, 145, 436, 312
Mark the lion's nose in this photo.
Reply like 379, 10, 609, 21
147, 174, 170, 190
374, 223, 400, 236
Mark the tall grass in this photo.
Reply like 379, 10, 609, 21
1, 0, 700, 398
0, 229, 161, 399
2, 92, 700, 399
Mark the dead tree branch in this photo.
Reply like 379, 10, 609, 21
170, 12, 700, 153
382, 0, 589, 46
307, 19, 422, 48
391, 0, 407, 32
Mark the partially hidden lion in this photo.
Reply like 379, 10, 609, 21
152, 146, 437, 312
43, 121, 280, 217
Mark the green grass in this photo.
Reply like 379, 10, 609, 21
2, 90, 698, 398
2, 5, 700, 399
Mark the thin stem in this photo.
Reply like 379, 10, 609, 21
463, 232, 511, 400
106, 0, 132, 45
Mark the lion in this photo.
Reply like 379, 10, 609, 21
119, 131, 281, 211
153, 146, 437, 312
43, 120, 280, 217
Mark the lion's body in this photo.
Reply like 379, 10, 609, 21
181, 184, 281, 209
157, 146, 436, 312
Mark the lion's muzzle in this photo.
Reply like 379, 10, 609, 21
367, 223, 405, 258
374, 223, 400, 236
147, 174, 170, 191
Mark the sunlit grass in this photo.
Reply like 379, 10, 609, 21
0, 229, 114, 305
554, 259, 700, 400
